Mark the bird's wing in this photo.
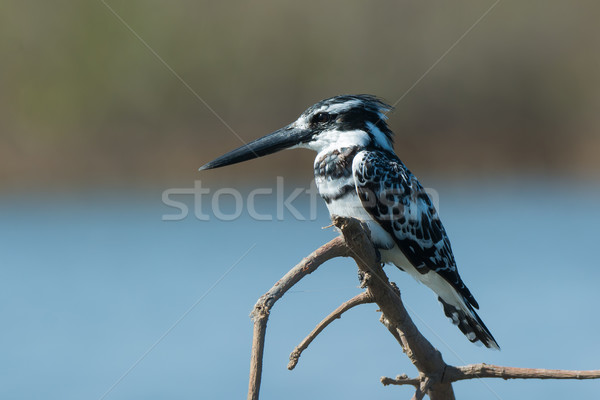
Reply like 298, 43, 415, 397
353, 150, 478, 309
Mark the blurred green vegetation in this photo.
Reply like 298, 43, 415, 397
1, 1, 599, 189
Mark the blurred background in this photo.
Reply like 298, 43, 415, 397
1, 1, 599, 399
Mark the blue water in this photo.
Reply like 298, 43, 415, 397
1, 180, 599, 399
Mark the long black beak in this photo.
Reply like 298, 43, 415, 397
199, 124, 313, 171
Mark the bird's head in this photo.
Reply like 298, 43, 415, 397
199, 94, 394, 171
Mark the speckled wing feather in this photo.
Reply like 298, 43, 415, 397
353, 150, 478, 309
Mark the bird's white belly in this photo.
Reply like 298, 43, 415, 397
325, 192, 396, 249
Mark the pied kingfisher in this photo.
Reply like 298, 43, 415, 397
200, 95, 499, 349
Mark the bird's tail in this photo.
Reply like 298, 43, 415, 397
438, 294, 500, 350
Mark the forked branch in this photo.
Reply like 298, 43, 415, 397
247, 216, 600, 400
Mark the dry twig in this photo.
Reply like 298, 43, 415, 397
288, 291, 374, 370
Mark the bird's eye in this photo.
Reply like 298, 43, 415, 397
313, 112, 334, 124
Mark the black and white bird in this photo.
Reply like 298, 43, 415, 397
200, 95, 499, 349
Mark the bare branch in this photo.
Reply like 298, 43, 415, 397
288, 291, 374, 370
248, 236, 347, 400
445, 364, 600, 382
382, 364, 600, 388
247, 216, 600, 400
